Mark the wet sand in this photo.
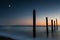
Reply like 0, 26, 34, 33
0, 36, 15, 40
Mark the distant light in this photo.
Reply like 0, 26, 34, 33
8, 4, 11, 8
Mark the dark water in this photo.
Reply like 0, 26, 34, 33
0, 26, 60, 40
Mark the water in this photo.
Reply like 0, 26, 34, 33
0, 26, 60, 40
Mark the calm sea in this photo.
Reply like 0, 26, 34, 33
0, 26, 60, 40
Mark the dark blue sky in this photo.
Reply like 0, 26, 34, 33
0, 0, 60, 25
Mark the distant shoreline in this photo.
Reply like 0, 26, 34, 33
0, 25, 59, 27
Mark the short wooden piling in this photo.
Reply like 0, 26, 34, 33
51, 20, 53, 32
56, 19, 58, 30
54, 20, 55, 31
46, 17, 48, 37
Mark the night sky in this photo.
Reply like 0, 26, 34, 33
0, 0, 60, 25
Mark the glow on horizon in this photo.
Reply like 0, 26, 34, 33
1, 17, 60, 26
1, 11, 60, 25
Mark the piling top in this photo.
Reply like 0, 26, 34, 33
56, 19, 57, 21
33, 9, 36, 12
46, 17, 48, 19
51, 19, 53, 21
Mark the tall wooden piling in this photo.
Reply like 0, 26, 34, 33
33, 9, 36, 38
46, 17, 48, 37
54, 20, 55, 31
56, 19, 58, 30
51, 20, 53, 32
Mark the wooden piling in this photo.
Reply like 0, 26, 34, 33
51, 20, 53, 32
46, 17, 48, 37
54, 20, 55, 31
33, 9, 36, 38
56, 19, 58, 30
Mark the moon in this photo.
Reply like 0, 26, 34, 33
8, 4, 11, 8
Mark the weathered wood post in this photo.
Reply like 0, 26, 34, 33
46, 17, 48, 37
33, 9, 36, 38
54, 20, 55, 31
56, 19, 58, 30
51, 19, 53, 32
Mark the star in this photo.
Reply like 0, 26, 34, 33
8, 4, 11, 8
